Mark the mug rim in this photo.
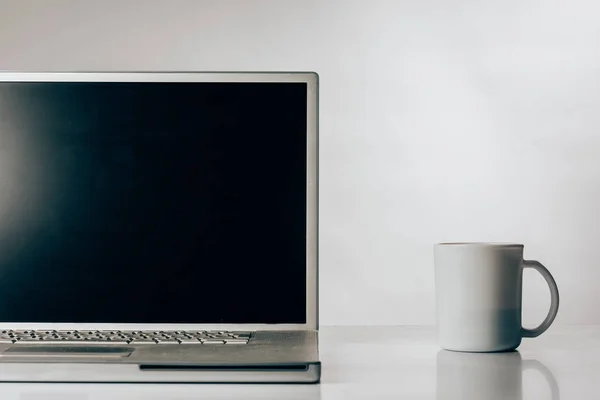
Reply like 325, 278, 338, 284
435, 242, 524, 248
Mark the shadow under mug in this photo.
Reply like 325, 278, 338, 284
437, 350, 559, 400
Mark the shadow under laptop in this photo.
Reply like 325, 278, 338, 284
436, 349, 559, 400
1, 382, 321, 400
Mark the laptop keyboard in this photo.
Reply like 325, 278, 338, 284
0, 330, 251, 345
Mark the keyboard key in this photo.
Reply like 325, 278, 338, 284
155, 338, 179, 344
178, 337, 201, 343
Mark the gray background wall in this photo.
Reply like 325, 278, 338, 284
1, 0, 598, 325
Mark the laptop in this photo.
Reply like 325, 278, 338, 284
0, 72, 319, 383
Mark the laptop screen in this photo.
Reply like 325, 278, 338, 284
0, 81, 307, 324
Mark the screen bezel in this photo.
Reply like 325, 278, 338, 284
0, 71, 318, 331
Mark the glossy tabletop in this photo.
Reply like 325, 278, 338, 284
0, 325, 596, 399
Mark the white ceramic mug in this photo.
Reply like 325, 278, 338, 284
434, 243, 559, 352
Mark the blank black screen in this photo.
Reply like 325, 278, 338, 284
0, 81, 307, 323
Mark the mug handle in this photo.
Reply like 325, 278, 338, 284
522, 359, 560, 400
521, 260, 560, 338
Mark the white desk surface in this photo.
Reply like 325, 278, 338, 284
0, 325, 595, 399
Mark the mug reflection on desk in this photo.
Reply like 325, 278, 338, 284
436, 350, 559, 400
